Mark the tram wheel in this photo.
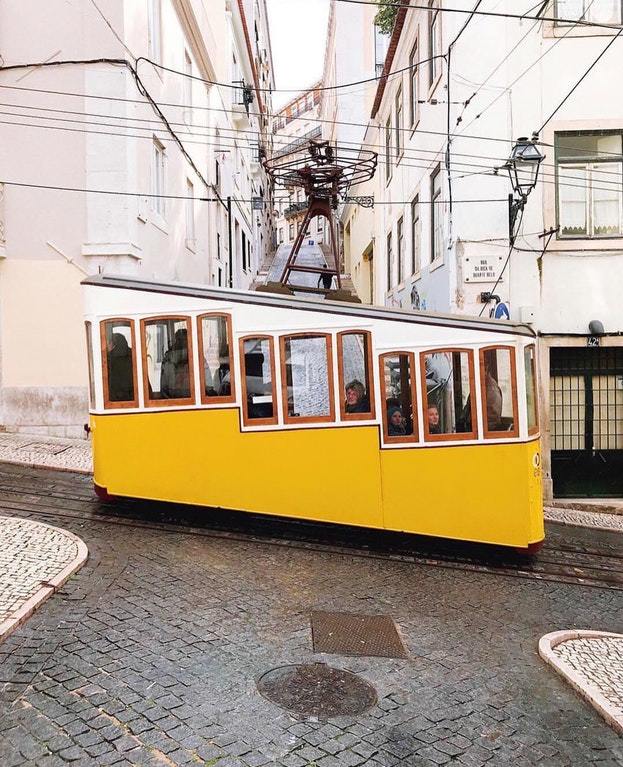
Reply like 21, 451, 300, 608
515, 541, 544, 556
94, 483, 117, 503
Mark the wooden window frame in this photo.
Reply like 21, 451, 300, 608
379, 351, 419, 445
420, 348, 478, 442
197, 313, 236, 406
239, 334, 278, 427
479, 345, 519, 440
337, 330, 376, 422
85, 322, 96, 409
140, 316, 196, 408
100, 318, 139, 410
279, 333, 335, 425
525, 343, 540, 437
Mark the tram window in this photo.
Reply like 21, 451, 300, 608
100, 319, 138, 408
337, 331, 375, 420
421, 349, 476, 439
479, 347, 519, 438
198, 314, 235, 403
142, 317, 194, 405
85, 322, 96, 408
280, 335, 335, 423
524, 344, 539, 435
241, 336, 277, 424
379, 352, 418, 442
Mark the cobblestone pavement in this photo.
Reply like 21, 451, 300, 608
268, 243, 329, 294
0, 433, 92, 473
0, 516, 87, 641
1, 477, 623, 766
544, 507, 623, 533
552, 635, 623, 726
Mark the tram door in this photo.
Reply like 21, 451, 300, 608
550, 347, 623, 497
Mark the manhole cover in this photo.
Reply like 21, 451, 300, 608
257, 663, 377, 719
311, 611, 408, 658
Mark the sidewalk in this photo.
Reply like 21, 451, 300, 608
0, 516, 88, 642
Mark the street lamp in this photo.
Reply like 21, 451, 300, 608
504, 134, 545, 243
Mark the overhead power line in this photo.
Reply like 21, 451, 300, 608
334, 0, 623, 31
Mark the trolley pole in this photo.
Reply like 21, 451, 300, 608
227, 195, 233, 289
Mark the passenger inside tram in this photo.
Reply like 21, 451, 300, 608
345, 380, 369, 413
383, 354, 414, 437
425, 351, 473, 434
387, 405, 407, 436
160, 328, 191, 399
427, 404, 441, 434
106, 332, 134, 402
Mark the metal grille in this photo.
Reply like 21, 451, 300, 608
311, 611, 408, 659
550, 348, 623, 451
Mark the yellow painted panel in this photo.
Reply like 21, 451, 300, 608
92, 409, 384, 528
92, 410, 543, 548
380, 439, 543, 547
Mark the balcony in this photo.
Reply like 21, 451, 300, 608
284, 201, 309, 219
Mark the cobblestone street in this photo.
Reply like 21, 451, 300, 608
0, 467, 622, 766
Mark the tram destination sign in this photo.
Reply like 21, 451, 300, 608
464, 254, 504, 283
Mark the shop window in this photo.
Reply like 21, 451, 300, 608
379, 352, 418, 443
479, 346, 519, 438
100, 319, 138, 408
280, 334, 334, 424
337, 331, 375, 420
198, 314, 235, 404
85, 322, 95, 408
421, 349, 476, 440
240, 336, 277, 425
141, 317, 194, 406
524, 344, 539, 435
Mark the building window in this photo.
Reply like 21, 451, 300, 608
289, 223, 294, 240
379, 352, 418, 443
409, 42, 419, 127
280, 335, 335, 424
385, 116, 392, 181
141, 317, 195, 406
395, 87, 403, 158
428, 1, 441, 88
217, 266, 223, 286
397, 216, 404, 284
431, 166, 442, 262
183, 50, 193, 119
554, 0, 622, 24
421, 349, 476, 440
479, 347, 519, 438
317, 216, 323, 232
185, 179, 195, 245
556, 132, 623, 238
337, 331, 375, 421
215, 157, 221, 192
242, 231, 247, 271
151, 138, 166, 218
278, 227, 284, 243
411, 196, 420, 274
386, 231, 393, 291
240, 336, 277, 425
198, 314, 235, 404
148, 0, 162, 61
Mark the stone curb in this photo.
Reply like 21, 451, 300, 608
539, 630, 623, 735
0, 456, 92, 475
0, 521, 89, 644
544, 507, 623, 534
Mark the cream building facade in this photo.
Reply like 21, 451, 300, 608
0, 0, 274, 436
326, 0, 623, 501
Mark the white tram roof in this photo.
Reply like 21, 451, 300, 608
82, 274, 536, 339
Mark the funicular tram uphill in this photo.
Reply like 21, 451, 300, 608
83, 275, 544, 552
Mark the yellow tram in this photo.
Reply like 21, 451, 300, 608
83, 275, 544, 552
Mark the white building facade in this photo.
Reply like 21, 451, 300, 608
0, 0, 274, 436
332, 0, 623, 500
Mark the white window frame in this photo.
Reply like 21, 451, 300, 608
428, 0, 442, 89
395, 86, 403, 159
385, 115, 392, 182
554, 0, 623, 25
184, 50, 193, 122
185, 179, 195, 249
151, 137, 166, 220
411, 195, 420, 275
409, 40, 419, 128
431, 166, 443, 264
148, 0, 162, 61
556, 131, 623, 239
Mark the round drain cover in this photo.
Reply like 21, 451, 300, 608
257, 663, 377, 719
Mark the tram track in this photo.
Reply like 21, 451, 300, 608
0, 462, 621, 591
